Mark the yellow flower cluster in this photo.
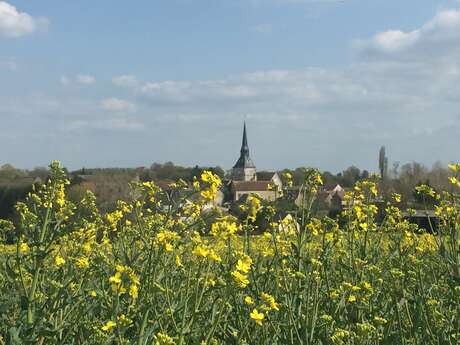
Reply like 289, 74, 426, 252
231, 254, 252, 288
200, 171, 221, 201
3, 160, 460, 344
109, 265, 140, 299
155, 230, 181, 252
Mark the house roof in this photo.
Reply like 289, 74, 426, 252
232, 181, 272, 192
256, 172, 276, 181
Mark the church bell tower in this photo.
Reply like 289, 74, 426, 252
231, 122, 257, 181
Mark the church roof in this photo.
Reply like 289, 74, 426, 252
233, 122, 255, 169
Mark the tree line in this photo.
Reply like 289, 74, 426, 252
0, 151, 455, 220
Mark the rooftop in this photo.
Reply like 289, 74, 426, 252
231, 181, 272, 192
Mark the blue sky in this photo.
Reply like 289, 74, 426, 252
1, 0, 460, 172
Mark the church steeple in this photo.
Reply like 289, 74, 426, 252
240, 121, 250, 158
232, 122, 256, 181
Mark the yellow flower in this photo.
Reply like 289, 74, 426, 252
82, 242, 92, 253
449, 176, 460, 188
359, 222, 368, 231
19, 241, 29, 253
192, 245, 209, 258
370, 184, 378, 197
106, 210, 123, 229
348, 295, 357, 303
448, 163, 460, 173
244, 296, 254, 305
208, 249, 222, 263
315, 173, 323, 185
116, 265, 127, 273
261, 292, 279, 311
250, 309, 265, 326
321, 314, 333, 322
331, 328, 351, 343
109, 272, 122, 286
231, 270, 250, 288
200, 171, 222, 201
210, 219, 238, 239
307, 221, 319, 236
155, 332, 175, 345
373, 316, 388, 325
89, 290, 97, 297
175, 255, 183, 267
75, 257, 90, 269
362, 281, 373, 292
164, 243, 173, 252
118, 314, 132, 326
236, 259, 251, 273
247, 195, 262, 221
101, 320, 117, 332
54, 255, 65, 267
415, 184, 435, 197
129, 284, 139, 299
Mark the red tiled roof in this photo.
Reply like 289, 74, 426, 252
232, 181, 272, 192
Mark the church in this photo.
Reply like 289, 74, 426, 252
229, 123, 282, 201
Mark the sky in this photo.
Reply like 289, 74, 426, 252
1, 0, 460, 173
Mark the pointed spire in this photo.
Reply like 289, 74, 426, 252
241, 121, 249, 155
233, 121, 255, 169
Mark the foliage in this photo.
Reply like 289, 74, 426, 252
0, 219, 15, 244
0, 162, 459, 344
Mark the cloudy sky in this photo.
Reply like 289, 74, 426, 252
1, 0, 460, 172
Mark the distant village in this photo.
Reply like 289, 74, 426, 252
0, 122, 447, 232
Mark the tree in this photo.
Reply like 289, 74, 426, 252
379, 146, 388, 180
360, 170, 370, 179
341, 166, 361, 187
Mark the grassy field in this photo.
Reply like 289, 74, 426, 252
0, 162, 459, 345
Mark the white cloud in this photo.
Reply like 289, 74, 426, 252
76, 74, 96, 85
5, 7, 460, 170
0, 1, 48, 38
101, 8, 460, 169
112, 75, 139, 87
64, 118, 144, 132
60, 74, 96, 85
356, 9, 460, 58
100, 98, 137, 113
